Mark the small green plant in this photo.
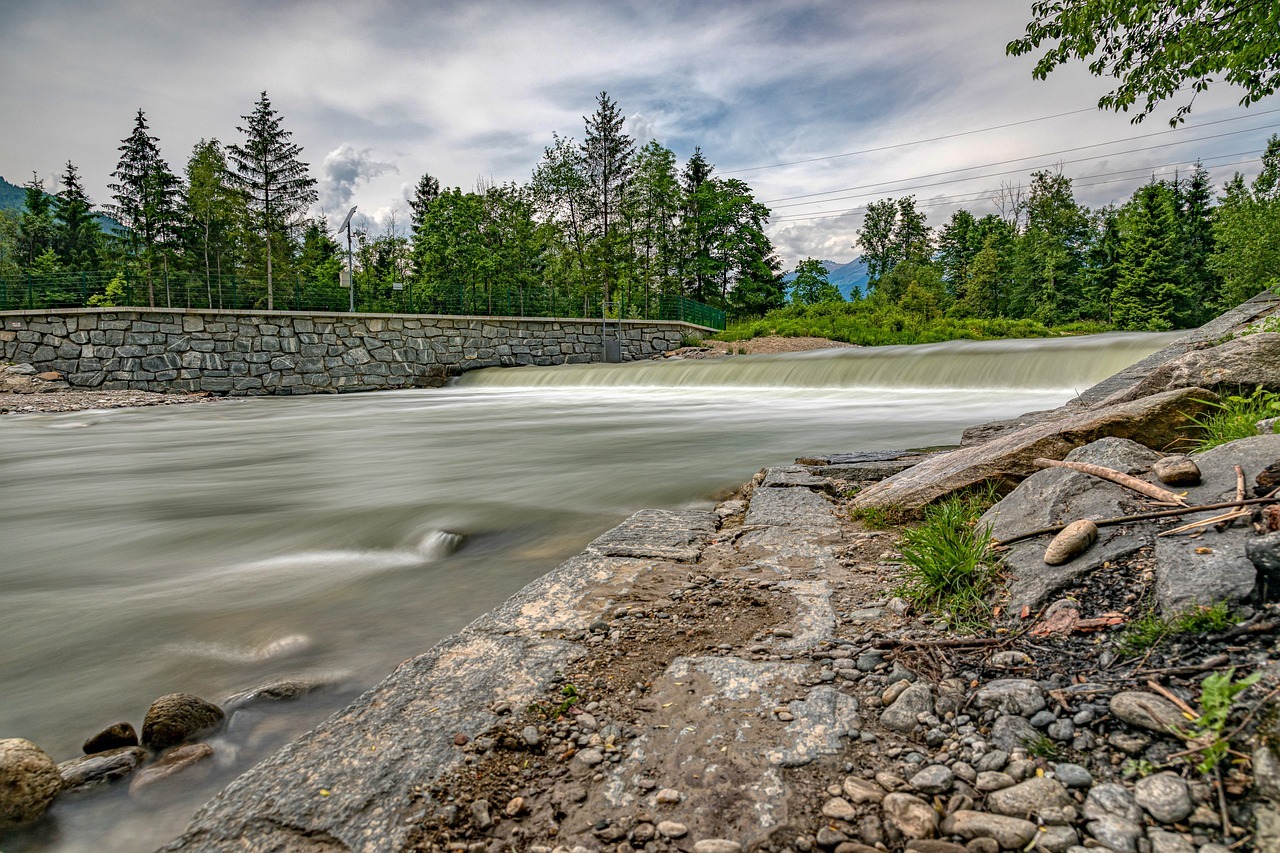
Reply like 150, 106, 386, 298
1024, 733, 1061, 760
556, 682, 580, 716
1183, 386, 1280, 452
679, 333, 703, 348
1116, 602, 1238, 655
1121, 758, 1156, 779
893, 494, 995, 624
1181, 668, 1262, 774
87, 272, 128, 307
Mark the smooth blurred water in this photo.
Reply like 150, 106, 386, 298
0, 332, 1175, 851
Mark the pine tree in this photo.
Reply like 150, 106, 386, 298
18, 173, 54, 268
227, 91, 318, 309
580, 92, 635, 304
53, 161, 102, 270
109, 109, 180, 306
1114, 181, 1180, 330
680, 148, 717, 301
409, 173, 441, 232
1176, 163, 1218, 325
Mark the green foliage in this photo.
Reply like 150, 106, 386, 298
893, 492, 997, 624
1008, 1, 1280, 125
1183, 387, 1280, 452
789, 257, 842, 305
850, 503, 912, 530
1024, 733, 1061, 760
1116, 602, 1239, 655
1182, 668, 1261, 774
87, 272, 128, 307
557, 682, 581, 716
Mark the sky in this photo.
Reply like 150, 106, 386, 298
3, 0, 1278, 269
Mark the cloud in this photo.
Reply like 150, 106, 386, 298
319, 143, 396, 218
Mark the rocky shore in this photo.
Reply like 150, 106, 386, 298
2, 294, 1279, 852
0, 362, 223, 414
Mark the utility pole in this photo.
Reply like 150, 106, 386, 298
338, 206, 357, 312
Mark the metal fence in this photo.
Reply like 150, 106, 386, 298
0, 271, 726, 330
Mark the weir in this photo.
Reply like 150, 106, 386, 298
0, 307, 709, 395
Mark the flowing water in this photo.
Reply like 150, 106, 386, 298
0, 332, 1176, 850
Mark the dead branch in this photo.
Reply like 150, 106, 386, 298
993, 496, 1280, 547
1033, 458, 1188, 505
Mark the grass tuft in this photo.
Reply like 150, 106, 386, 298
1116, 602, 1239, 655
893, 493, 996, 625
1183, 386, 1279, 452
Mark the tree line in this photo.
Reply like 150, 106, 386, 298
785, 137, 1280, 332
0, 91, 785, 320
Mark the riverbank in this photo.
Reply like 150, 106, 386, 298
0, 363, 223, 414
151, 293, 1280, 851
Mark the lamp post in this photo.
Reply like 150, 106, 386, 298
338, 206, 357, 312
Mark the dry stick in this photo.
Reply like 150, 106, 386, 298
993, 497, 1280, 547
1215, 464, 1249, 533
1033, 458, 1188, 505
1160, 509, 1253, 537
1146, 679, 1200, 719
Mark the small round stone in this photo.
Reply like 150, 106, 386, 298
1044, 519, 1098, 566
1153, 454, 1201, 486
657, 820, 688, 838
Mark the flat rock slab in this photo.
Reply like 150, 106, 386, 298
809, 458, 936, 481
796, 450, 928, 466
589, 509, 718, 562
851, 387, 1216, 513
746, 486, 839, 530
761, 466, 831, 489
1153, 434, 1280, 612
983, 438, 1161, 611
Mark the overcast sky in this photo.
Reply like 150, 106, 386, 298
3, 0, 1277, 268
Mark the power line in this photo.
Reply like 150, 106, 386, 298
763, 123, 1280, 213
720, 106, 1100, 175
759, 107, 1280, 205
767, 150, 1264, 224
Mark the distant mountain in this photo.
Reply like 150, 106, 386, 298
0, 174, 123, 234
782, 258, 869, 300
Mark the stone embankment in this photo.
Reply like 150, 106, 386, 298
0, 309, 697, 395
3, 293, 1280, 851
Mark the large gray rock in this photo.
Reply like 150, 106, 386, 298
939, 810, 1038, 848
141, 693, 225, 751
1103, 332, 1280, 403
984, 776, 1075, 824
971, 679, 1047, 717
880, 682, 934, 733
1109, 692, 1186, 736
851, 388, 1216, 512
991, 714, 1040, 753
1152, 435, 1280, 612
1134, 772, 1193, 824
981, 438, 1161, 610
0, 738, 62, 829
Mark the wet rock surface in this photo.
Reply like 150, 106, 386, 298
0, 739, 62, 829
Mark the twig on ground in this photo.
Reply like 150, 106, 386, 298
1033, 458, 1188, 505
992, 497, 1280, 547
1160, 509, 1253, 536
1146, 680, 1200, 719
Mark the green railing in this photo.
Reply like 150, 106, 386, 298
0, 271, 726, 330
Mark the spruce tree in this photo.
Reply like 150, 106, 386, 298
109, 109, 180, 306
580, 92, 635, 304
54, 161, 102, 270
227, 91, 318, 309
1114, 182, 1180, 330
409, 173, 441, 232
18, 173, 54, 267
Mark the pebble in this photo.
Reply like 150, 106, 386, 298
521, 725, 541, 747
1153, 455, 1201, 486
985, 777, 1075, 825
1034, 825, 1080, 853
842, 776, 886, 804
939, 810, 1038, 848
82, 722, 139, 755
1086, 816, 1143, 852
1109, 691, 1186, 734
1146, 827, 1195, 853
975, 771, 1015, 792
1044, 519, 1098, 565
575, 748, 604, 767
657, 821, 688, 839
972, 680, 1046, 717
1134, 772, 1193, 824
1084, 783, 1144, 824
822, 797, 857, 820
880, 683, 934, 733
1053, 762, 1093, 789
693, 841, 742, 853
505, 796, 526, 817
909, 765, 954, 795
882, 792, 938, 840
655, 788, 682, 804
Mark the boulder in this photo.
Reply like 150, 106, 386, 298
851, 388, 1215, 513
0, 738, 62, 829
1102, 333, 1280, 403
83, 721, 139, 754
141, 693, 225, 751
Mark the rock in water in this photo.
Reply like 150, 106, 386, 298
83, 721, 139, 754
0, 738, 63, 829
1152, 454, 1201, 486
141, 693, 225, 750
1044, 519, 1098, 566
59, 746, 147, 795
129, 743, 214, 795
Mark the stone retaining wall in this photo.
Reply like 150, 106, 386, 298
0, 309, 701, 394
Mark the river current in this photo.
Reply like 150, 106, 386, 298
0, 332, 1176, 850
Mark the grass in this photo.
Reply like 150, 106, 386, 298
1024, 733, 1061, 760
1183, 386, 1280, 452
850, 503, 913, 530
1116, 602, 1239, 655
893, 488, 999, 625
718, 301, 1112, 347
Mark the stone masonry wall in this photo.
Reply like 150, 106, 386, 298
0, 309, 699, 395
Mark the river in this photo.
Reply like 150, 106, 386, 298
0, 332, 1175, 851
